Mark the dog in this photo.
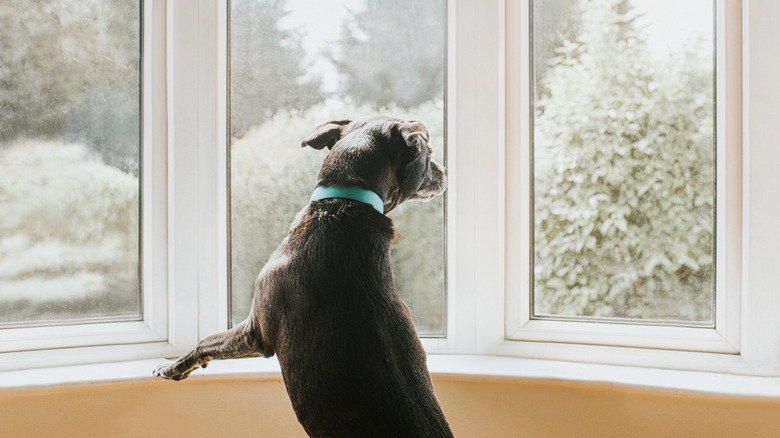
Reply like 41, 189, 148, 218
154, 116, 453, 437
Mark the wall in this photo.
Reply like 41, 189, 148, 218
2, 376, 780, 438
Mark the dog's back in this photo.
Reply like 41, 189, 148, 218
154, 116, 452, 437
261, 199, 452, 437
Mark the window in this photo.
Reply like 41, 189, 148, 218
530, 0, 715, 324
0, 0, 170, 369
502, 0, 748, 365
3, 0, 780, 382
0, 1, 142, 326
227, 0, 448, 335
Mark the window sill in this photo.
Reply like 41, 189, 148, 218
2, 354, 780, 399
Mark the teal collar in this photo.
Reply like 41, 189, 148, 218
310, 185, 385, 214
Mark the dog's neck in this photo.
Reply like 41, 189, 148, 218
310, 185, 385, 214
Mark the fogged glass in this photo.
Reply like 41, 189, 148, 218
531, 0, 715, 323
0, 1, 141, 326
229, 0, 446, 335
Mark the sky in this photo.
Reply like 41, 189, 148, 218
279, 0, 364, 54
624, 0, 713, 59
278, 0, 365, 92
273, 0, 713, 86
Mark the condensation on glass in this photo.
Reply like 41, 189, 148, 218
228, 0, 447, 335
531, 0, 715, 324
0, 1, 142, 326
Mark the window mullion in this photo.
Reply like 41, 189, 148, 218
166, 0, 204, 352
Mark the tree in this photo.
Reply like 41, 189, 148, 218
230, 0, 323, 137
532, 0, 581, 96
332, 0, 445, 108
533, 0, 714, 321
0, 0, 141, 172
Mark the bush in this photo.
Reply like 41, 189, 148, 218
0, 141, 139, 323
532, 0, 714, 321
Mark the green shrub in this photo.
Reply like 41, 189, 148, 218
0, 141, 139, 323
533, 0, 714, 321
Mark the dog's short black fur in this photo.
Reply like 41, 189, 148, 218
154, 116, 452, 437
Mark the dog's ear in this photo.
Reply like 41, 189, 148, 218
399, 121, 429, 154
301, 120, 351, 150
397, 122, 431, 197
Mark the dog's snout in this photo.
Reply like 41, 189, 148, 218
430, 161, 447, 193
414, 160, 447, 200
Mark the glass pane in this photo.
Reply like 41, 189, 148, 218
0, 1, 142, 326
531, 0, 715, 323
229, 0, 446, 335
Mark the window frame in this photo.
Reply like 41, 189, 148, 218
4, 0, 780, 381
0, 0, 176, 371
504, 0, 741, 353
426, 0, 780, 377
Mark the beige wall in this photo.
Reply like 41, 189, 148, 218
2, 376, 780, 437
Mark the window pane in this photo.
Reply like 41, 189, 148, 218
0, 1, 142, 326
531, 0, 715, 323
229, 0, 446, 335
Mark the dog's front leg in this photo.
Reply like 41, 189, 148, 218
153, 319, 264, 381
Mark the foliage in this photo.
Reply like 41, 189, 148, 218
0, 0, 140, 172
531, 0, 581, 93
229, 102, 446, 333
230, 0, 323, 137
1, 0, 329, 168
533, 0, 714, 321
331, 0, 445, 108
0, 141, 139, 323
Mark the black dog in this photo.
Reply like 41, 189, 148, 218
154, 116, 453, 437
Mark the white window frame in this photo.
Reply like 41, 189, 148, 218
0, 0, 176, 371
505, 0, 741, 353
3, 0, 780, 382
0, 0, 231, 371
422, 0, 780, 378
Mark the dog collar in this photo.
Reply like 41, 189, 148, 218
310, 185, 385, 214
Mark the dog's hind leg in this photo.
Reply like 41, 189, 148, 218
153, 319, 264, 381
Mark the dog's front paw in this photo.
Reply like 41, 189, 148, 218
153, 360, 193, 381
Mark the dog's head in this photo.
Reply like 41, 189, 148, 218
301, 116, 447, 213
